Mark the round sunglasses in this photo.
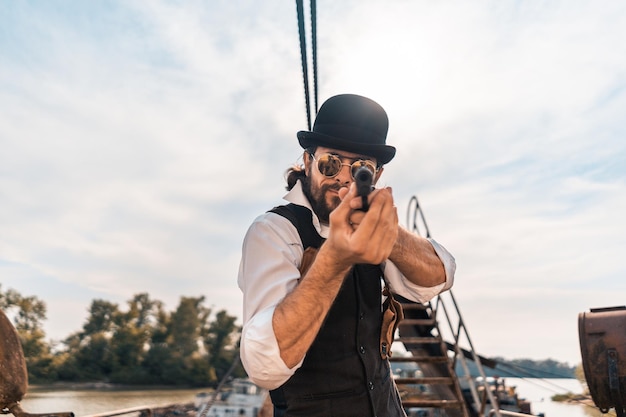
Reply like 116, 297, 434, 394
309, 152, 378, 180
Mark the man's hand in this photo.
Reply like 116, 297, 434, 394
326, 183, 398, 266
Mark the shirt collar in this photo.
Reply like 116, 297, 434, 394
283, 180, 329, 238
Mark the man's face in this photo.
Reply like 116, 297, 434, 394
303, 146, 382, 223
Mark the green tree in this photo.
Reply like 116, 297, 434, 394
169, 296, 210, 358
82, 299, 119, 335
0, 285, 21, 309
0, 285, 53, 382
162, 296, 215, 386
204, 309, 240, 381
75, 332, 115, 379
575, 362, 589, 394
141, 300, 173, 383
109, 294, 161, 383
57, 299, 121, 381
1, 288, 245, 387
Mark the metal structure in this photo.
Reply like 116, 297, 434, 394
196, 355, 242, 417
579, 306, 626, 417
488, 411, 536, 417
394, 196, 533, 417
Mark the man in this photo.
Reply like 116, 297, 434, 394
238, 94, 455, 416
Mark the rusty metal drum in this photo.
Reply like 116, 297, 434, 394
579, 306, 626, 413
0, 309, 28, 410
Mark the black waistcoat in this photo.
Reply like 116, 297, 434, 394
268, 204, 405, 417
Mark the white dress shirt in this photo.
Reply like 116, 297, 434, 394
238, 181, 456, 389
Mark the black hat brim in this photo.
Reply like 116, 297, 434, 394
297, 131, 396, 165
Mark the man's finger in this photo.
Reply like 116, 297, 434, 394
329, 183, 357, 223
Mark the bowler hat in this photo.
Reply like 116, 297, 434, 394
297, 94, 396, 165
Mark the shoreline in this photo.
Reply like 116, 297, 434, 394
28, 382, 213, 392
22, 385, 209, 417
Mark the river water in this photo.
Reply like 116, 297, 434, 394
21, 385, 210, 417
499, 378, 615, 417
20, 378, 617, 417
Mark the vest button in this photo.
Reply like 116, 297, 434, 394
359, 346, 365, 354
368, 381, 374, 390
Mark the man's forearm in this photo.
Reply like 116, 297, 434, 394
388, 226, 446, 287
272, 244, 351, 369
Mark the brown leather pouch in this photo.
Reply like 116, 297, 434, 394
380, 286, 404, 359
299, 247, 318, 276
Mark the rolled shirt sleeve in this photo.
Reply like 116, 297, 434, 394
382, 237, 456, 304
240, 306, 303, 389
238, 213, 305, 389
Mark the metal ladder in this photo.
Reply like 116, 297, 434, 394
391, 296, 470, 417
391, 196, 508, 417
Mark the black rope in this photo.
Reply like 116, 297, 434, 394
295, 0, 312, 131
311, 0, 318, 114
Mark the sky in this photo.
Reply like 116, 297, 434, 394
1, 0, 625, 368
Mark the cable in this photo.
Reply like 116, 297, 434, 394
310, 0, 318, 114
295, 0, 312, 131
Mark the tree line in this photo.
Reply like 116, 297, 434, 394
1, 285, 578, 387
0, 285, 244, 386
455, 356, 577, 379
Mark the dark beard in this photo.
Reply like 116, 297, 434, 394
302, 176, 341, 223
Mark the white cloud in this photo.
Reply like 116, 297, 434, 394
1, 0, 625, 366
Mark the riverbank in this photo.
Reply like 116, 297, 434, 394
28, 382, 212, 392
141, 402, 196, 417
26, 383, 202, 417
26, 382, 199, 417
22, 378, 602, 417
21, 386, 211, 417
551, 390, 595, 406
564, 394, 599, 410
510, 378, 613, 417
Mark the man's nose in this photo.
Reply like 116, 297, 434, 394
335, 164, 352, 185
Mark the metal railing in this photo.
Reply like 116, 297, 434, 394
488, 410, 542, 417
406, 196, 508, 417
82, 406, 153, 417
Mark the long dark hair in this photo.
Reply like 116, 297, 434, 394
285, 147, 315, 191
285, 166, 306, 191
